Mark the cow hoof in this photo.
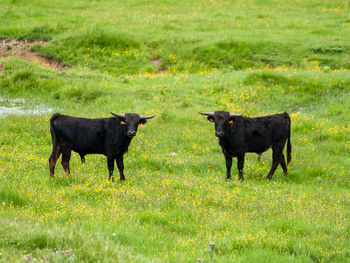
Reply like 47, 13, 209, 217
225, 177, 231, 181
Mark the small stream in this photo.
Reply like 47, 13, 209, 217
0, 97, 53, 118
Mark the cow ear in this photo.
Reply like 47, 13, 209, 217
139, 118, 147, 125
116, 117, 126, 124
139, 115, 155, 125
207, 116, 215, 123
228, 115, 241, 124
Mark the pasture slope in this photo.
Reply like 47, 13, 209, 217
0, 0, 349, 262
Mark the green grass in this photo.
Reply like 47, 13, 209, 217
0, 0, 349, 262
1, 0, 349, 74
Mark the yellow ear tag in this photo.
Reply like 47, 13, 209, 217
210, 118, 214, 122
120, 121, 125, 125
228, 120, 234, 124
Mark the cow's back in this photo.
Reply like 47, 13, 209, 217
51, 115, 123, 155
244, 113, 290, 152
223, 113, 290, 154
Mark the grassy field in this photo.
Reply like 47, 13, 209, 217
0, 0, 349, 262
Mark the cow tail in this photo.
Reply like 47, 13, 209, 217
50, 113, 60, 151
286, 113, 292, 165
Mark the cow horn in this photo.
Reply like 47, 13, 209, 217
140, 115, 155, 119
199, 112, 214, 116
230, 113, 242, 117
111, 113, 125, 118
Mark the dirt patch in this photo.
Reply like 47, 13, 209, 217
0, 63, 4, 72
0, 39, 67, 71
151, 58, 167, 74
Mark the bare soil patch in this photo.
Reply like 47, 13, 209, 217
151, 58, 167, 74
0, 39, 67, 71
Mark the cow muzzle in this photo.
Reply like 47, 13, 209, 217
127, 130, 136, 137
215, 131, 224, 137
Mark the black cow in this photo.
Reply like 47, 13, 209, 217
49, 113, 155, 181
200, 111, 291, 181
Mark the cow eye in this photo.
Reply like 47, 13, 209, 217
228, 120, 234, 124
120, 121, 126, 125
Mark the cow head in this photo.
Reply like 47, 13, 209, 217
199, 111, 242, 138
111, 113, 155, 138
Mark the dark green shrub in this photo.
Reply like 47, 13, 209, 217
32, 29, 153, 75
182, 40, 295, 70
12, 71, 39, 90
17, 24, 67, 41
54, 85, 104, 102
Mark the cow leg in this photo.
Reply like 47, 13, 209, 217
49, 146, 60, 178
257, 153, 262, 162
116, 155, 125, 181
107, 156, 115, 182
79, 153, 85, 164
266, 146, 282, 180
224, 154, 232, 180
280, 153, 288, 175
61, 148, 71, 178
237, 153, 245, 182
